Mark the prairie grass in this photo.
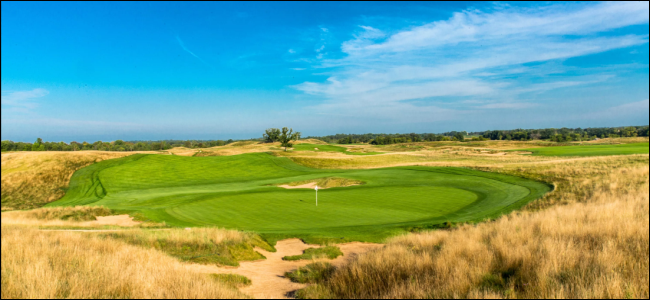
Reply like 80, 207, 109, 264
1, 151, 137, 210
210, 273, 253, 288
296, 154, 650, 299
14, 205, 113, 221
286, 262, 337, 284
0, 225, 247, 299
100, 227, 274, 266
283, 246, 344, 261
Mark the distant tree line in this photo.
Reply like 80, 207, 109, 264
3, 125, 647, 152
308, 126, 648, 145
0, 138, 235, 152
308, 131, 470, 145
477, 126, 648, 142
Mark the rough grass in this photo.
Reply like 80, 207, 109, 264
293, 144, 382, 155
15, 206, 113, 221
1, 151, 136, 210
0, 225, 247, 299
283, 246, 343, 261
285, 262, 337, 284
295, 154, 650, 299
100, 227, 274, 267
210, 273, 253, 288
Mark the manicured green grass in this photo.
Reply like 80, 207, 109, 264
48, 153, 551, 242
293, 144, 382, 155
283, 246, 343, 261
517, 142, 648, 157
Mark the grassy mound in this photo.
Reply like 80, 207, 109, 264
19, 206, 113, 221
99, 228, 274, 267
293, 144, 382, 155
47, 152, 551, 242
283, 246, 343, 261
210, 274, 252, 288
1, 151, 135, 210
285, 262, 336, 284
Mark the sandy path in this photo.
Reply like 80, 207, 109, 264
186, 238, 383, 299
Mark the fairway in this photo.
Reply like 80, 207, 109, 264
48, 153, 551, 242
518, 142, 649, 157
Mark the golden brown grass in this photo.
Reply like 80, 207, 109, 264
1, 151, 140, 211
0, 225, 247, 299
296, 153, 650, 299
0, 206, 161, 229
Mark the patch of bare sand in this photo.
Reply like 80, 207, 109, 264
1, 214, 140, 228
94, 215, 140, 227
278, 182, 318, 189
186, 238, 383, 299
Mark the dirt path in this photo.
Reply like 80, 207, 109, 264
186, 238, 383, 299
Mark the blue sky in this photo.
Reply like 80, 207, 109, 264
1, 1, 648, 142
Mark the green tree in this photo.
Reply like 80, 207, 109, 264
453, 132, 465, 142
263, 128, 281, 143
278, 127, 301, 151
622, 127, 638, 137
32, 138, 43, 151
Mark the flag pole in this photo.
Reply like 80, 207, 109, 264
315, 185, 318, 206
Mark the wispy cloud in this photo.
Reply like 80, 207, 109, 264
293, 2, 649, 121
585, 99, 650, 120
1, 88, 49, 112
175, 36, 207, 64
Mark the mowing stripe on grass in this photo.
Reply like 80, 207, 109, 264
516, 142, 648, 157
49, 153, 551, 242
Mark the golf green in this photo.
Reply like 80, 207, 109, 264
48, 153, 551, 242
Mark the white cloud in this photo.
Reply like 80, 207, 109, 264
288, 49, 296, 54
478, 102, 537, 109
1, 88, 49, 111
175, 36, 207, 64
293, 2, 649, 120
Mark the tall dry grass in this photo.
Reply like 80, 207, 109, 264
298, 156, 650, 299
1, 151, 137, 210
0, 226, 247, 299
99, 227, 274, 266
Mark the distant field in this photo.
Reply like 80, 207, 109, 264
518, 142, 649, 157
292, 143, 382, 155
47, 153, 550, 242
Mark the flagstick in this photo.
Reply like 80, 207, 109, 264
315, 185, 318, 207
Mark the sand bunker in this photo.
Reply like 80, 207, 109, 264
93, 215, 140, 227
278, 182, 320, 189
187, 238, 383, 299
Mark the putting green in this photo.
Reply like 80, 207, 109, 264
48, 153, 551, 242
